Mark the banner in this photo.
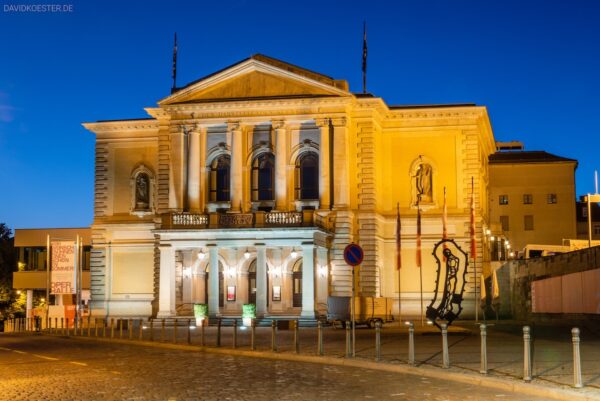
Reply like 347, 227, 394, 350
51, 240, 76, 294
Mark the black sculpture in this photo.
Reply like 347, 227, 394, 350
426, 239, 469, 328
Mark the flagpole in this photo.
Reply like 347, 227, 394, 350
417, 201, 424, 326
396, 203, 402, 322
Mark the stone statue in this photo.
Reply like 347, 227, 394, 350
416, 163, 432, 202
135, 174, 149, 209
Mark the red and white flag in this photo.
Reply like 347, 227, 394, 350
470, 177, 477, 260
396, 203, 402, 270
416, 203, 422, 268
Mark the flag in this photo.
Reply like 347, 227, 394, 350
396, 203, 402, 270
442, 187, 448, 241
491, 268, 500, 300
416, 203, 422, 268
480, 273, 487, 304
362, 21, 367, 93
470, 177, 477, 260
172, 33, 178, 89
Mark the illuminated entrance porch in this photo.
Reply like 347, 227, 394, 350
155, 228, 329, 320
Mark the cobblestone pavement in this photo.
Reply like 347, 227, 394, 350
0, 334, 550, 401
59, 318, 599, 389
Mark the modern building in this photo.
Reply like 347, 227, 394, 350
488, 145, 577, 256
12, 228, 91, 321
82, 54, 501, 321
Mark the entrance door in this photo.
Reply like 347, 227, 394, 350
248, 260, 256, 304
292, 259, 302, 308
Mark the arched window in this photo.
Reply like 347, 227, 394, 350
251, 153, 275, 201
295, 152, 319, 200
209, 155, 230, 202
135, 173, 150, 210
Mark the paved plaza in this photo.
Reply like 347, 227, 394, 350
5, 317, 600, 400
0, 334, 553, 401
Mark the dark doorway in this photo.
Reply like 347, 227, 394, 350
292, 259, 303, 308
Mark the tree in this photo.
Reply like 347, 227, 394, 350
0, 224, 17, 319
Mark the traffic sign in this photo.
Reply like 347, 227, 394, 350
344, 243, 364, 266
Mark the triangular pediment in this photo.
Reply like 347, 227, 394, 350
159, 55, 350, 105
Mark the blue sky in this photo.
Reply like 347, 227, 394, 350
1, 0, 599, 229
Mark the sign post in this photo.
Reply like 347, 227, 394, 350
344, 243, 364, 358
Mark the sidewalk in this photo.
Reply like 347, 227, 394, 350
36, 318, 600, 400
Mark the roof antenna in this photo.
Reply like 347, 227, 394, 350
362, 21, 368, 94
171, 32, 178, 93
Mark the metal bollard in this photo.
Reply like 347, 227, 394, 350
93, 318, 97, 337
128, 319, 133, 340
317, 321, 324, 356
480, 324, 488, 374
200, 319, 205, 347
233, 319, 237, 349
572, 327, 583, 388
187, 319, 191, 345
119, 319, 123, 339
345, 321, 351, 358
217, 318, 222, 347
139, 319, 144, 341
441, 323, 449, 369
173, 318, 178, 344
294, 320, 300, 354
48, 317, 52, 334
375, 321, 382, 361
271, 320, 277, 352
523, 326, 532, 382
55, 318, 58, 334
87, 318, 91, 337
111, 318, 115, 339
250, 319, 256, 351
102, 319, 107, 338
161, 319, 165, 342
61, 318, 64, 335
408, 322, 415, 365
150, 319, 154, 342
66, 318, 70, 337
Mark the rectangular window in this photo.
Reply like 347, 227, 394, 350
499, 195, 509, 205
594, 224, 600, 235
524, 215, 534, 231
523, 194, 533, 204
547, 193, 557, 204
583, 207, 588, 218
500, 216, 509, 231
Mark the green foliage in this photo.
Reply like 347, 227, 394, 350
0, 223, 17, 319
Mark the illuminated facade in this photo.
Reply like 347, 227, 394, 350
83, 54, 497, 320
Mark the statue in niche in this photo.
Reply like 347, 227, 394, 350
415, 163, 433, 203
135, 173, 150, 209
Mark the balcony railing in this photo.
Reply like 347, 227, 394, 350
161, 210, 317, 229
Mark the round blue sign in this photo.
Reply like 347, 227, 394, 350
344, 243, 364, 266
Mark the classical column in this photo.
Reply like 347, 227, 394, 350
273, 120, 287, 211
188, 128, 201, 211
301, 244, 316, 318
332, 117, 349, 208
315, 246, 329, 311
229, 122, 243, 212
316, 118, 330, 210
157, 245, 176, 318
198, 126, 207, 213
208, 246, 220, 317
256, 245, 268, 316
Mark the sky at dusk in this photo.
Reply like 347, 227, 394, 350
1, 0, 599, 229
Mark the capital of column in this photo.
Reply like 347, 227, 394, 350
271, 119, 286, 130
314, 117, 329, 128
330, 117, 347, 127
227, 121, 241, 131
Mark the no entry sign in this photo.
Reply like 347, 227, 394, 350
344, 243, 364, 266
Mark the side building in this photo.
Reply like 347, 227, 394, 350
488, 146, 577, 257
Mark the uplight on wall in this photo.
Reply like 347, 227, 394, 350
197, 250, 205, 260
226, 266, 237, 277
183, 267, 192, 278
290, 248, 298, 258
244, 248, 250, 259
271, 266, 282, 277
318, 265, 327, 277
